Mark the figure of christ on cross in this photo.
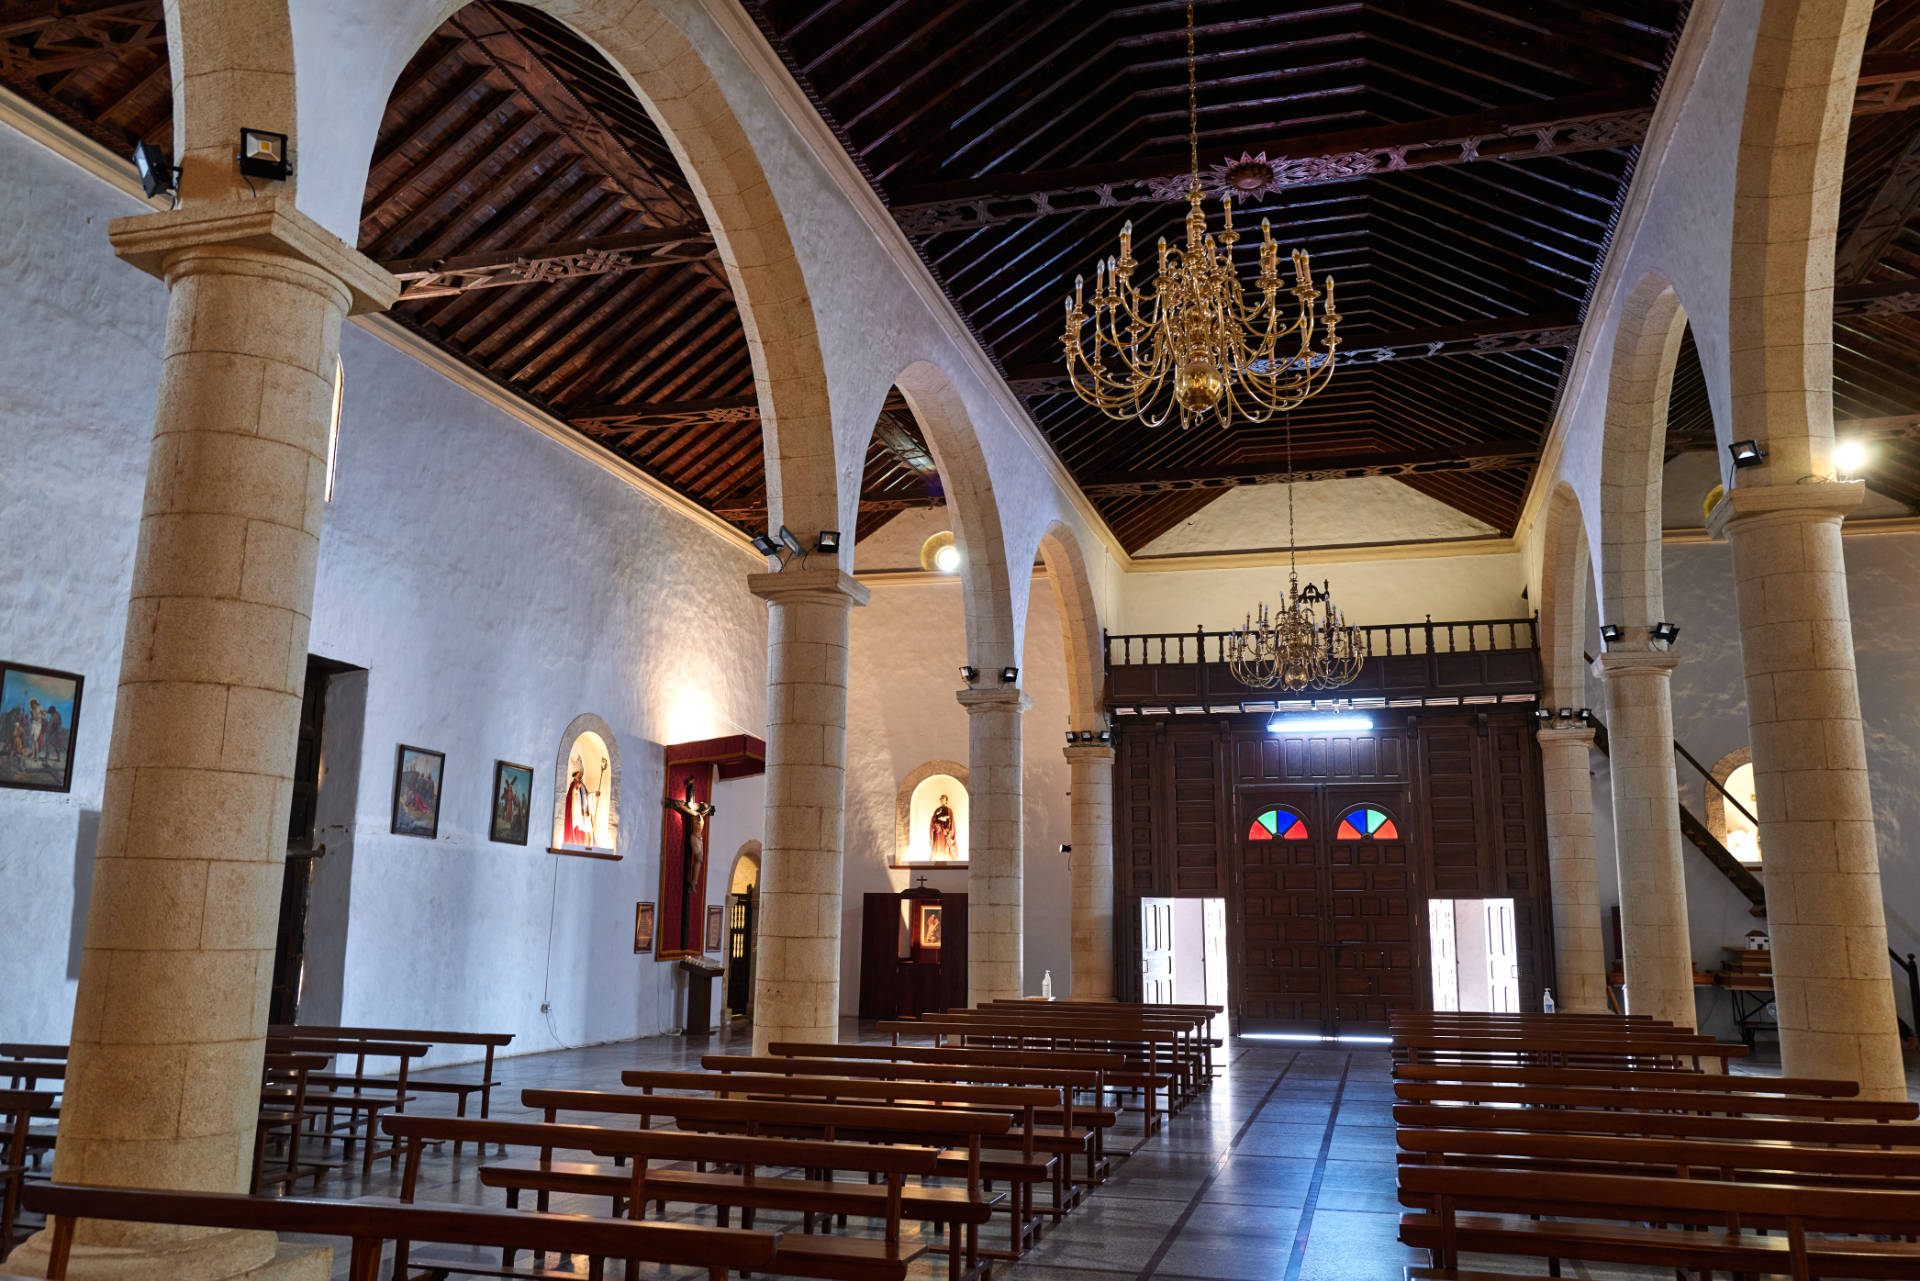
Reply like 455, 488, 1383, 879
664, 776, 715, 952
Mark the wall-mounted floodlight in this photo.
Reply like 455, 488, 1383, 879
777, 525, 804, 556
1577, 708, 1594, 723
1599, 623, 1623, 645
133, 140, 177, 200
1728, 439, 1766, 469
814, 530, 840, 555
750, 533, 780, 556
1534, 708, 1553, 722
238, 128, 290, 182
1650, 621, 1680, 645
1097, 728, 1111, 744
1266, 712, 1373, 733
1835, 439, 1868, 478
1000, 666, 1019, 684
960, 666, 978, 684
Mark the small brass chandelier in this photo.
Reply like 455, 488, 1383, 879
1061, 4, 1340, 429
1225, 419, 1365, 692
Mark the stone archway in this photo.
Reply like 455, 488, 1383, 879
1536, 483, 1592, 712
723, 840, 761, 1020
1597, 273, 1689, 640
1036, 521, 1105, 734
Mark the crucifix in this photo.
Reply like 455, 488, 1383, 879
664, 776, 716, 951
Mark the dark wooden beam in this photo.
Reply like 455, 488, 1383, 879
1833, 279, 1920, 318
887, 92, 1652, 235
1076, 440, 1538, 497
1851, 50, 1920, 117
1837, 414, 1920, 442
710, 493, 946, 520
382, 225, 715, 300
569, 394, 759, 433
1004, 312, 1580, 396
871, 410, 937, 473
1836, 123, 1920, 284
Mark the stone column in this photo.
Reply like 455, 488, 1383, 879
1711, 482, 1904, 1098
1065, 743, 1115, 1000
960, 687, 1031, 1003
1595, 650, 1696, 1029
7, 198, 393, 1281
1537, 725, 1608, 1013
749, 566, 868, 1053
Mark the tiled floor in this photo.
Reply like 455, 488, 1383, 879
253, 1024, 1918, 1281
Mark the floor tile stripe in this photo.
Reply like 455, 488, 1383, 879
1281, 1052, 1353, 1281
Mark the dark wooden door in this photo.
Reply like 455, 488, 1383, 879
1235, 790, 1326, 1033
1235, 789, 1422, 1035
726, 891, 755, 1015
1325, 801, 1420, 1034
1140, 899, 1175, 1003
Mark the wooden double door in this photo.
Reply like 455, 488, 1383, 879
1234, 785, 1424, 1035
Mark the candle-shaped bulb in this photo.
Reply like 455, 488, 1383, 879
1075, 274, 1084, 308
1261, 217, 1272, 241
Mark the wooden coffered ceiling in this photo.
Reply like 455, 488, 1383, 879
5, 0, 1920, 549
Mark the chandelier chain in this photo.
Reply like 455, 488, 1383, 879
1186, 4, 1198, 190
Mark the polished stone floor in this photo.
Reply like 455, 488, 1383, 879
252, 1023, 1917, 1281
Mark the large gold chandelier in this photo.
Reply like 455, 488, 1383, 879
1061, 4, 1340, 429
1225, 420, 1365, 692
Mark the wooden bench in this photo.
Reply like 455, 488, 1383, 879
1391, 1078, 1920, 1121
382, 1115, 928, 1281
622, 1069, 1059, 1256
1391, 1061, 1863, 1096
1396, 1124, 1920, 1188
1390, 1029, 1747, 1072
264, 1036, 428, 1175
1392, 1100, 1920, 1149
1396, 1163, 1920, 1279
1, 1091, 53, 1253
961, 1005, 1216, 1096
253, 1052, 331, 1194
19, 1179, 780, 1281
518, 1090, 1001, 1281
272, 1024, 511, 1137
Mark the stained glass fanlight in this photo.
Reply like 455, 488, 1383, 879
1336, 806, 1398, 841
1247, 807, 1308, 842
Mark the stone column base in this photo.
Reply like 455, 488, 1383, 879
7, 1229, 330, 1281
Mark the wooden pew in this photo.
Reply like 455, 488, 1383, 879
1391, 1078, 1919, 1121
270, 1023, 513, 1143
382, 1114, 929, 1281
880, 1018, 1182, 1133
264, 1036, 428, 1176
1392, 1101, 1920, 1150
19, 1180, 780, 1281
704, 1054, 1113, 1202
1392, 1062, 1863, 1097
621, 1069, 1059, 1257
1, 1091, 53, 1253
1396, 1164, 1920, 1279
253, 1052, 331, 1194
1390, 1029, 1747, 1072
518, 1089, 1001, 1281
964, 1004, 1217, 1091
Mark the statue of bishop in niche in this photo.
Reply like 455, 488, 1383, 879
564, 755, 601, 847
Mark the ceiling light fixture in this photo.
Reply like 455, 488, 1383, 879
1060, 3, 1338, 430
1267, 712, 1373, 733
1834, 439, 1868, 478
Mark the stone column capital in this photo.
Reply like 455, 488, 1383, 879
109, 194, 399, 315
749, 564, 871, 608
957, 687, 1033, 715
1063, 744, 1115, 766
1706, 478, 1864, 538
1535, 725, 1597, 750
1593, 649, 1679, 679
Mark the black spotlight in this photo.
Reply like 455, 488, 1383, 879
1059, 844, 1072, 854
1728, 439, 1766, 469
1000, 666, 1019, 684
1064, 730, 1076, 746
750, 532, 779, 556
133, 140, 176, 199
237, 128, 290, 182
1078, 730, 1095, 743
1651, 621, 1681, 645
777, 525, 804, 556
814, 530, 840, 555
1599, 623, 1623, 645
1577, 708, 1594, 723
1097, 728, 1111, 744
960, 666, 979, 683
1534, 708, 1553, 722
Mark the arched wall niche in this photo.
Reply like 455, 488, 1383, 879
1035, 521, 1105, 732
894, 759, 970, 868
728, 840, 763, 895
1597, 273, 1691, 640
888, 361, 1018, 670
276, 0, 841, 533
1536, 482, 1592, 710
1705, 747, 1760, 862
551, 712, 621, 852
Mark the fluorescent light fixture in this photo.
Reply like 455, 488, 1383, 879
1266, 712, 1373, 733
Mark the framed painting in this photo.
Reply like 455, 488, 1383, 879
0, 663, 83, 793
919, 903, 943, 949
704, 904, 724, 952
634, 902, 655, 954
490, 761, 533, 845
390, 744, 445, 839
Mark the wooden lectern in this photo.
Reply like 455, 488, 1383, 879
679, 955, 723, 1035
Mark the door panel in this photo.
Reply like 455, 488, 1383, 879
1140, 898, 1175, 1003
1234, 791, 1325, 1032
1327, 827, 1419, 1034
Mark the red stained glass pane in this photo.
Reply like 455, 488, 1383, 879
1375, 819, 1399, 840
1283, 822, 1307, 840
1336, 819, 1362, 841
1248, 820, 1273, 841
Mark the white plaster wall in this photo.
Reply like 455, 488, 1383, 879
0, 119, 771, 1061
1117, 553, 1527, 636
0, 126, 161, 1043
1139, 478, 1497, 556
841, 580, 1073, 1012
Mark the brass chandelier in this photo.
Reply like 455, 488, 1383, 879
1060, 4, 1340, 429
1225, 419, 1365, 692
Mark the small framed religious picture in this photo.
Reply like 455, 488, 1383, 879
0, 662, 83, 793
704, 904, 725, 952
633, 902, 655, 954
490, 761, 534, 845
919, 903, 943, 949
390, 744, 445, 839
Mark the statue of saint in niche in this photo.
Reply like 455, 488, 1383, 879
564, 753, 605, 847
665, 777, 716, 950
929, 794, 958, 862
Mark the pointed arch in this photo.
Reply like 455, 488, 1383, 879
1035, 521, 1104, 732
1597, 273, 1690, 638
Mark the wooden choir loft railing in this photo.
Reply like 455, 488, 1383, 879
1104, 616, 1539, 668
